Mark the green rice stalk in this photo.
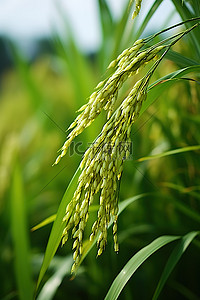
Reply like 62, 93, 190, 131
58, 22, 200, 273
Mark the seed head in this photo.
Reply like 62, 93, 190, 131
54, 22, 176, 272
132, 0, 143, 19
53, 36, 166, 165
61, 73, 152, 273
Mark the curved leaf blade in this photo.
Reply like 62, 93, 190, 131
141, 65, 200, 115
104, 235, 180, 300
137, 145, 200, 162
135, 0, 163, 39
161, 182, 200, 201
37, 256, 73, 300
31, 214, 56, 232
153, 231, 199, 300
166, 50, 198, 67
36, 167, 81, 291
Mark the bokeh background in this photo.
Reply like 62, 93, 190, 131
0, 1, 200, 299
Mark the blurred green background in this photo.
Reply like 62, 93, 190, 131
0, 1, 200, 299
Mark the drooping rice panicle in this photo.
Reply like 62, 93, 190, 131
62, 73, 153, 273
58, 21, 200, 273
53, 42, 166, 165
53, 20, 200, 166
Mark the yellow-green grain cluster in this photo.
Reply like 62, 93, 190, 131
53, 41, 165, 165
53, 17, 200, 274
61, 75, 151, 272
132, 0, 143, 19
54, 34, 168, 273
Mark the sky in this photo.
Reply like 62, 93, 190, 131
0, 0, 180, 53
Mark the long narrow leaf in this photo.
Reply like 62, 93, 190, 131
11, 163, 34, 300
98, 0, 113, 39
135, 0, 163, 39
166, 50, 198, 67
171, 0, 200, 59
165, 193, 200, 223
53, 5, 96, 104
31, 215, 56, 232
104, 235, 180, 300
152, 231, 199, 300
97, 0, 114, 70
169, 281, 200, 300
36, 167, 81, 291
161, 182, 200, 201
137, 145, 200, 162
111, 0, 135, 59
37, 256, 73, 300
141, 65, 200, 115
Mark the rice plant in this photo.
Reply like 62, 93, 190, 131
0, 1, 200, 300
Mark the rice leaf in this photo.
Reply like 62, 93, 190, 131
111, 0, 135, 59
166, 50, 198, 67
36, 167, 81, 291
98, 0, 113, 39
37, 256, 73, 300
11, 163, 34, 300
169, 281, 200, 300
171, 0, 200, 59
152, 231, 199, 300
141, 65, 200, 115
161, 182, 200, 201
31, 215, 56, 232
137, 145, 200, 162
104, 235, 180, 300
135, 0, 163, 39
97, 0, 114, 70
52, 6, 95, 104
165, 194, 200, 223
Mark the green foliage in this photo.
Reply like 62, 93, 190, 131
105, 235, 180, 300
10, 163, 34, 300
36, 168, 81, 290
0, 1, 200, 299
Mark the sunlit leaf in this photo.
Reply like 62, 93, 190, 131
31, 215, 56, 232
137, 145, 200, 162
